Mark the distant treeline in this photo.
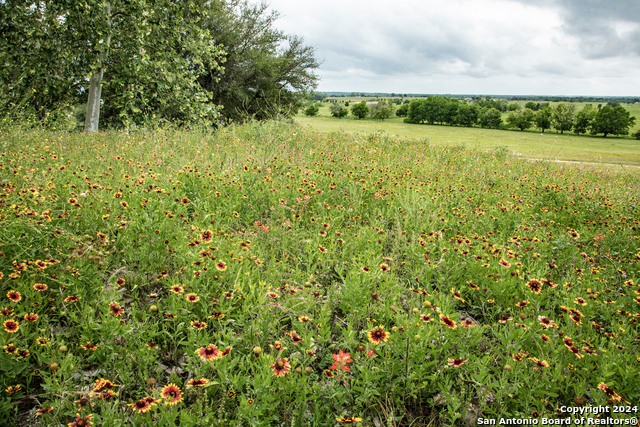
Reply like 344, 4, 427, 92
396, 96, 637, 138
313, 92, 640, 104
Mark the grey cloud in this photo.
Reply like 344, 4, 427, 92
513, 0, 640, 59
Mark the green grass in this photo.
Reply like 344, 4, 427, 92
1, 121, 639, 426
296, 106, 640, 169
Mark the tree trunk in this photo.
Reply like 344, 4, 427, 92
84, 69, 104, 133
84, 3, 111, 134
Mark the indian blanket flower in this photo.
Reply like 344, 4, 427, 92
109, 302, 124, 317
186, 293, 199, 303
448, 358, 468, 367
440, 315, 457, 330
4, 319, 19, 333
128, 398, 154, 413
298, 315, 312, 322
37, 337, 49, 346
36, 407, 54, 416
170, 285, 184, 294
5, 385, 21, 394
64, 295, 81, 303
215, 261, 227, 271
33, 283, 48, 292
92, 379, 118, 394
161, 384, 183, 405
367, 325, 389, 344
81, 342, 98, 351
336, 415, 363, 424
451, 288, 465, 303
528, 357, 549, 368
24, 313, 38, 323
190, 320, 207, 330
6, 291, 21, 302
187, 378, 208, 388
68, 413, 92, 427
287, 330, 304, 344
541, 334, 550, 343
499, 315, 512, 324
598, 383, 622, 402
516, 301, 530, 308
197, 344, 221, 361
270, 358, 291, 377
270, 341, 287, 352
526, 279, 542, 294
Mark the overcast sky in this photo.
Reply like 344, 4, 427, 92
267, 0, 640, 96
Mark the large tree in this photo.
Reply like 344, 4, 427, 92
534, 106, 552, 133
506, 108, 534, 131
573, 104, 596, 135
196, 0, 320, 123
551, 102, 575, 134
590, 105, 637, 137
1, 0, 224, 131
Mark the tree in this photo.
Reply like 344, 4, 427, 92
369, 100, 394, 120
573, 105, 596, 135
508, 102, 521, 111
551, 103, 575, 134
351, 101, 368, 120
1, 0, 225, 131
197, 1, 320, 123
304, 104, 319, 116
506, 108, 534, 131
534, 107, 552, 133
590, 105, 637, 137
396, 103, 409, 117
330, 104, 348, 118
453, 103, 479, 127
525, 101, 538, 111
479, 108, 502, 129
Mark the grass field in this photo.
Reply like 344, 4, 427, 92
295, 104, 640, 170
1, 121, 639, 426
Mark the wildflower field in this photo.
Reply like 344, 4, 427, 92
1, 121, 639, 426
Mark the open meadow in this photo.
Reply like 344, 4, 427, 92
1, 121, 639, 426
296, 105, 640, 170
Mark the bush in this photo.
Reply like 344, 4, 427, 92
633, 129, 640, 140
304, 104, 320, 116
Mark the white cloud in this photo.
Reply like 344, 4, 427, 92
268, 0, 640, 95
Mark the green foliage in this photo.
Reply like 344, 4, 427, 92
196, 1, 319, 123
330, 104, 348, 118
1, 0, 226, 130
304, 104, 320, 117
534, 106, 553, 133
506, 108, 534, 131
0, 0, 319, 129
552, 102, 576, 134
633, 129, 640, 140
590, 105, 637, 137
507, 102, 521, 111
479, 108, 503, 129
395, 103, 409, 117
573, 105, 596, 135
1, 122, 639, 424
369, 100, 395, 120
350, 101, 369, 120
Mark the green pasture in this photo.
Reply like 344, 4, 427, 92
295, 107, 640, 169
